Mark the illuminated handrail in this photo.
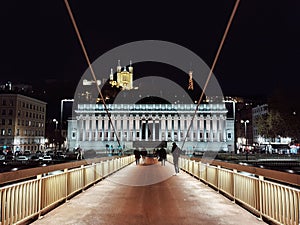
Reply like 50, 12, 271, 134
0, 155, 134, 225
1, 155, 299, 225
175, 156, 300, 225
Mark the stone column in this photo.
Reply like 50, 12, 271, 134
92, 116, 97, 141
197, 116, 200, 141
86, 117, 90, 141
160, 115, 166, 141
212, 115, 217, 142
167, 115, 172, 141
129, 115, 134, 141
200, 116, 204, 141
145, 120, 148, 141
135, 115, 140, 141
140, 119, 143, 141
104, 116, 109, 141
174, 115, 178, 141
204, 116, 208, 142
116, 115, 121, 141
152, 120, 155, 141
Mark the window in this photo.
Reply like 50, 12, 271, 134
2, 110, 6, 115
227, 132, 232, 139
1, 119, 5, 125
17, 129, 20, 136
8, 119, 12, 125
2, 100, 6, 106
1, 129, 5, 136
8, 129, 12, 136
8, 109, 13, 115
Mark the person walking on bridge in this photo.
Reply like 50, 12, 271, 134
159, 146, 167, 166
171, 142, 182, 175
134, 148, 141, 165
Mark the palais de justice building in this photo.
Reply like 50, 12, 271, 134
67, 61, 234, 152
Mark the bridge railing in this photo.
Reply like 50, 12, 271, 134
0, 155, 134, 225
167, 155, 300, 225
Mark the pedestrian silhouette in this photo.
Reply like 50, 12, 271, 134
140, 147, 147, 164
134, 148, 141, 165
171, 142, 182, 175
76, 146, 83, 160
159, 146, 167, 166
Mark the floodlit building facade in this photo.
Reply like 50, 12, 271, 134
0, 93, 47, 153
68, 103, 234, 152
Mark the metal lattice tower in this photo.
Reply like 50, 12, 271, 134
188, 70, 194, 90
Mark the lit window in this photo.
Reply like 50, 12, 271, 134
1, 129, 5, 136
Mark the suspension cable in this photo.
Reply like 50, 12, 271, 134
181, 0, 240, 150
64, 0, 121, 147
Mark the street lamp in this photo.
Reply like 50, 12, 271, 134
241, 120, 249, 145
53, 119, 58, 130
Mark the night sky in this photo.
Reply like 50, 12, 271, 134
0, 1, 299, 118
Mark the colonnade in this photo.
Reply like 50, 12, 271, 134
75, 106, 227, 143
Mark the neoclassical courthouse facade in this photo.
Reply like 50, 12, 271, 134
68, 103, 234, 152
67, 61, 234, 152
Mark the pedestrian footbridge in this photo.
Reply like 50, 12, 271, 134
0, 155, 299, 225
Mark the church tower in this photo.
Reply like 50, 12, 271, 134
116, 60, 133, 90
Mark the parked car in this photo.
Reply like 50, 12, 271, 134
55, 151, 67, 159
192, 150, 204, 157
23, 150, 31, 156
15, 155, 29, 161
42, 155, 52, 162
45, 150, 54, 157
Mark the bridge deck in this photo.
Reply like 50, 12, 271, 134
31, 161, 266, 225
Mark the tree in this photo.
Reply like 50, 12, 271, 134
255, 110, 286, 141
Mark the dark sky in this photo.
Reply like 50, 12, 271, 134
0, 1, 299, 117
